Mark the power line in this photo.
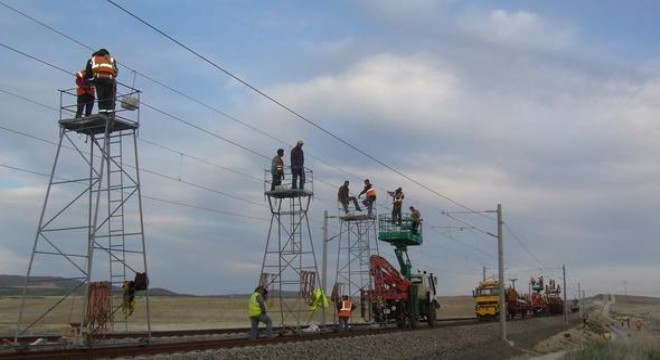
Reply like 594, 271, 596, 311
0, 89, 59, 111
139, 138, 262, 183
0, 119, 266, 208
0, 163, 268, 222
0, 0, 362, 184
504, 222, 546, 268
140, 101, 270, 161
427, 227, 498, 263
0, 42, 73, 76
1, 3, 544, 269
105, 0, 488, 217
1, 3, 474, 221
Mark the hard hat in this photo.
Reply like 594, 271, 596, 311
297, 140, 304, 145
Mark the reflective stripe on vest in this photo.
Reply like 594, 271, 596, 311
366, 187, 376, 199
248, 292, 262, 317
338, 300, 352, 318
76, 71, 95, 96
91, 55, 116, 77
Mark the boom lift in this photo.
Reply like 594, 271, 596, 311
361, 215, 439, 328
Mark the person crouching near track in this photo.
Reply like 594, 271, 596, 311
337, 295, 355, 331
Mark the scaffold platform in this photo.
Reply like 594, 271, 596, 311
58, 114, 138, 135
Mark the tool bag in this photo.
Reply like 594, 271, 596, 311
133, 272, 149, 291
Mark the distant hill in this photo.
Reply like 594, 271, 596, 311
1, 275, 304, 298
0, 274, 184, 297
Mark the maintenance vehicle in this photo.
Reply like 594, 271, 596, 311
361, 214, 439, 328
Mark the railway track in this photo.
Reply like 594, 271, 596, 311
0, 317, 479, 359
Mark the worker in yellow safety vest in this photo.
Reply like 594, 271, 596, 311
248, 286, 273, 340
336, 295, 355, 331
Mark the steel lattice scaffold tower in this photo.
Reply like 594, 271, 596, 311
333, 211, 379, 322
15, 86, 150, 344
261, 169, 320, 331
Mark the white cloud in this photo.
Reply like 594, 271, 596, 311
459, 9, 575, 51
265, 53, 458, 130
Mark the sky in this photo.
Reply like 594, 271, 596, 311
1, 0, 659, 299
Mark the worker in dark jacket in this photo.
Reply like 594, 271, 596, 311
85, 48, 117, 115
409, 206, 421, 234
390, 187, 404, 225
290, 140, 305, 190
338, 181, 362, 214
75, 70, 95, 118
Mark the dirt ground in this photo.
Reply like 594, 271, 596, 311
510, 294, 660, 359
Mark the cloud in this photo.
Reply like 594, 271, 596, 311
260, 53, 458, 134
459, 9, 576, 51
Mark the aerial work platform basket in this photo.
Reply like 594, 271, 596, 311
377, 216, 423, 246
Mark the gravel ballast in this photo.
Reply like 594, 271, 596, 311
127, 314, 580, 360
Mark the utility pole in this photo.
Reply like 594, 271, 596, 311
563, 265, 568, 326
483, 266, 487, 281
577, 282, 582, 319
321, 210, 329, 328
497, 204, 506, 342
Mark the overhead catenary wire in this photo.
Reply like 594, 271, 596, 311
0, 100, 336, 228
0, 2, 472, 222
104, 0, 491, 219
0, 162, 270, 223
0, 0, 361, 184
3, 1, 548, 282
0, 50, 524, 278
504, 222, 546, 268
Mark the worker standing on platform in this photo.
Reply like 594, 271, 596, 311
338, 181, 362, 214
75, 70, 95, 118
358, 179, 377, 217
390, 187, 404, 225
409, 206, 421, 234
271, 148, 284, 191
85, 48, 117, 115
248, 286, 273, 340
290, 140, 305, 190
336, 295, 355, 331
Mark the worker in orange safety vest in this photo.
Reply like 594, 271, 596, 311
336, 295, 355, 331
85, 48, 117, 115
75, 70, 95, 118
358, 179, 377, 217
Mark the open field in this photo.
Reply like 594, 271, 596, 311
0, 295, 475, 337
4, 294, 658, 359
